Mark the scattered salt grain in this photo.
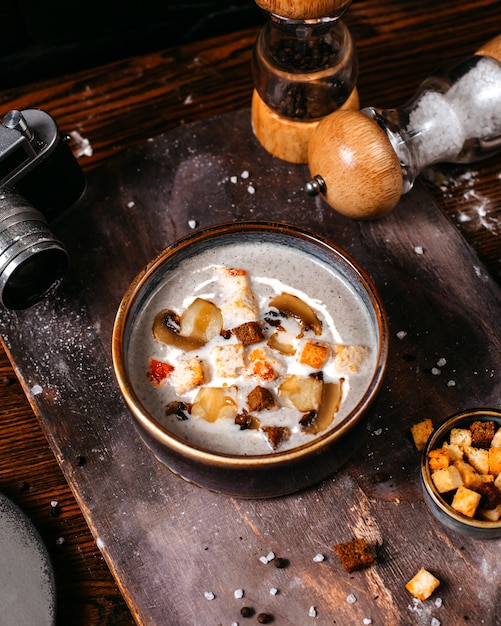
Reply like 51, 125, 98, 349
230, 176, 238, 184
241, 170, 250, 179
259, 551, 275, 564
373, 428, 383, 436
234, 589, 244, 599
269, 587, 278, 596
434, 598, 443, 608
247, 185, 256, 195
346, 593, 357, 604
308, 606, 317, 617
31, 384, 43, 395
188, 219, 198, 229
231, 622, 239, 626
414, 246, 424, 255
431, 618, 441, 626
127, 201, 135, 208
50, 500, 59, 508
184, 94, 193, 105
56, 536, 65, 545
313, 553, 325, 562
437, 358, 447, 367
204, 591, 215, 600
396, 330, 407, 340
447, 380, 456, 387
431, 367, 441, 375
363, 619, 372, 625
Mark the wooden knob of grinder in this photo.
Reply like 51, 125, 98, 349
307, 110, 403, 219
255, 0, 351, 20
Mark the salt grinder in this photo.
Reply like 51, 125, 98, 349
306, 34, 501, 219
251, 0, 359, 164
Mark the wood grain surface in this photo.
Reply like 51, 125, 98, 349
0, 1, 500, 624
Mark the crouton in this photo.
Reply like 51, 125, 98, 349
476, 482, 501, 509
261, 425, 290, 450
298, 340, 330, 369
247, 386, 277, 412
453, 459, 481, 490
333, 538, 375, 573
428, 446, 450, 471
492, 427, 501, 448
431, 465, 463, 493
210, 343, 244, 378
478, 503, 501, 522
147, 358, 174, 385
172, 356, 206, 394
443, 441, 463, 462
450, 427, 472, 448
489, 446, 501, 476
233, 320, 265, 346
451, 485, 481, 518
411, 418, 434, 452
216, 267, 259, 325
470, 420, 495, 449
464, 446, 490, 475
247, 347, 283, 381
334, 344, 370, 374
405, 568, 440, 601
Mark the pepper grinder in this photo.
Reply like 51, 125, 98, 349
306, 34, 501, 219
251, 0, 359, 164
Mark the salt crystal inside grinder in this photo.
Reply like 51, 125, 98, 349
251, 0, 359, 164
306, 34, 501, 219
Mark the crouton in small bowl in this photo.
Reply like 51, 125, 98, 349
421, 409, 501, 538
112, 221, 388, 498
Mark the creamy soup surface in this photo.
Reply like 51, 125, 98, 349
127, 240, 378, 455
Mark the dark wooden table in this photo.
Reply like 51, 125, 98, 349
0, 2, 500, 625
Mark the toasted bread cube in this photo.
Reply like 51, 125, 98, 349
210, 343, 244, 378
470, 420, 495, 449
247, 347, 283, 381
495, 474, 501, 490
450, 427, 472, 448
428, 447, 450, 471
489, 446, 501, 476
233, 321, 265, 346
298, 340, 330, 370
172, 356, 206, 394
431, 465, 463, 493
451, 485, 481, 518
453, 459, 480, 489
247, 385, 277, 412
405, 568, 440, 601
333, 538, 375, 573
443, 441, 463, 462
478, 503, 501, 522
411, 419, 434, 452
491, 427, 501, 448
334, 344, 370, 374
464, 446, 490, 475
217, 267, 259, 325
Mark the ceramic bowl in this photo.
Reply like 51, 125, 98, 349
112, 221, 388, 498
421, 409, 501, 538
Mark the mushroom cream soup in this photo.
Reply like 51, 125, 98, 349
127, 240, 378, 455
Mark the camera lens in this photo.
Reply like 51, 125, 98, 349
0, 193, 68, 309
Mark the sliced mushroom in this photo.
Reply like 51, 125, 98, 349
152, 309, 205, 351
269, 293, 322, 336
300, 379, 343, 434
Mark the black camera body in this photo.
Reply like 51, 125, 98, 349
0, 109, 85, 309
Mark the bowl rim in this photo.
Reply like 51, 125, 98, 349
112, 219, 389, 466
421, 408, 501, 530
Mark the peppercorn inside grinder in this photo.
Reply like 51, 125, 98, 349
306, 34, 501, 220
251, 0, 359, 164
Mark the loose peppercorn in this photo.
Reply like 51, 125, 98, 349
257, 613, 273, 624
273, 557, 288, 569
240, 606, 254, 618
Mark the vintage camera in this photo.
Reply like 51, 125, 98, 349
0, 108, 85, 310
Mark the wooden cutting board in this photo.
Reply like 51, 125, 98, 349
1, 109, 500, 625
